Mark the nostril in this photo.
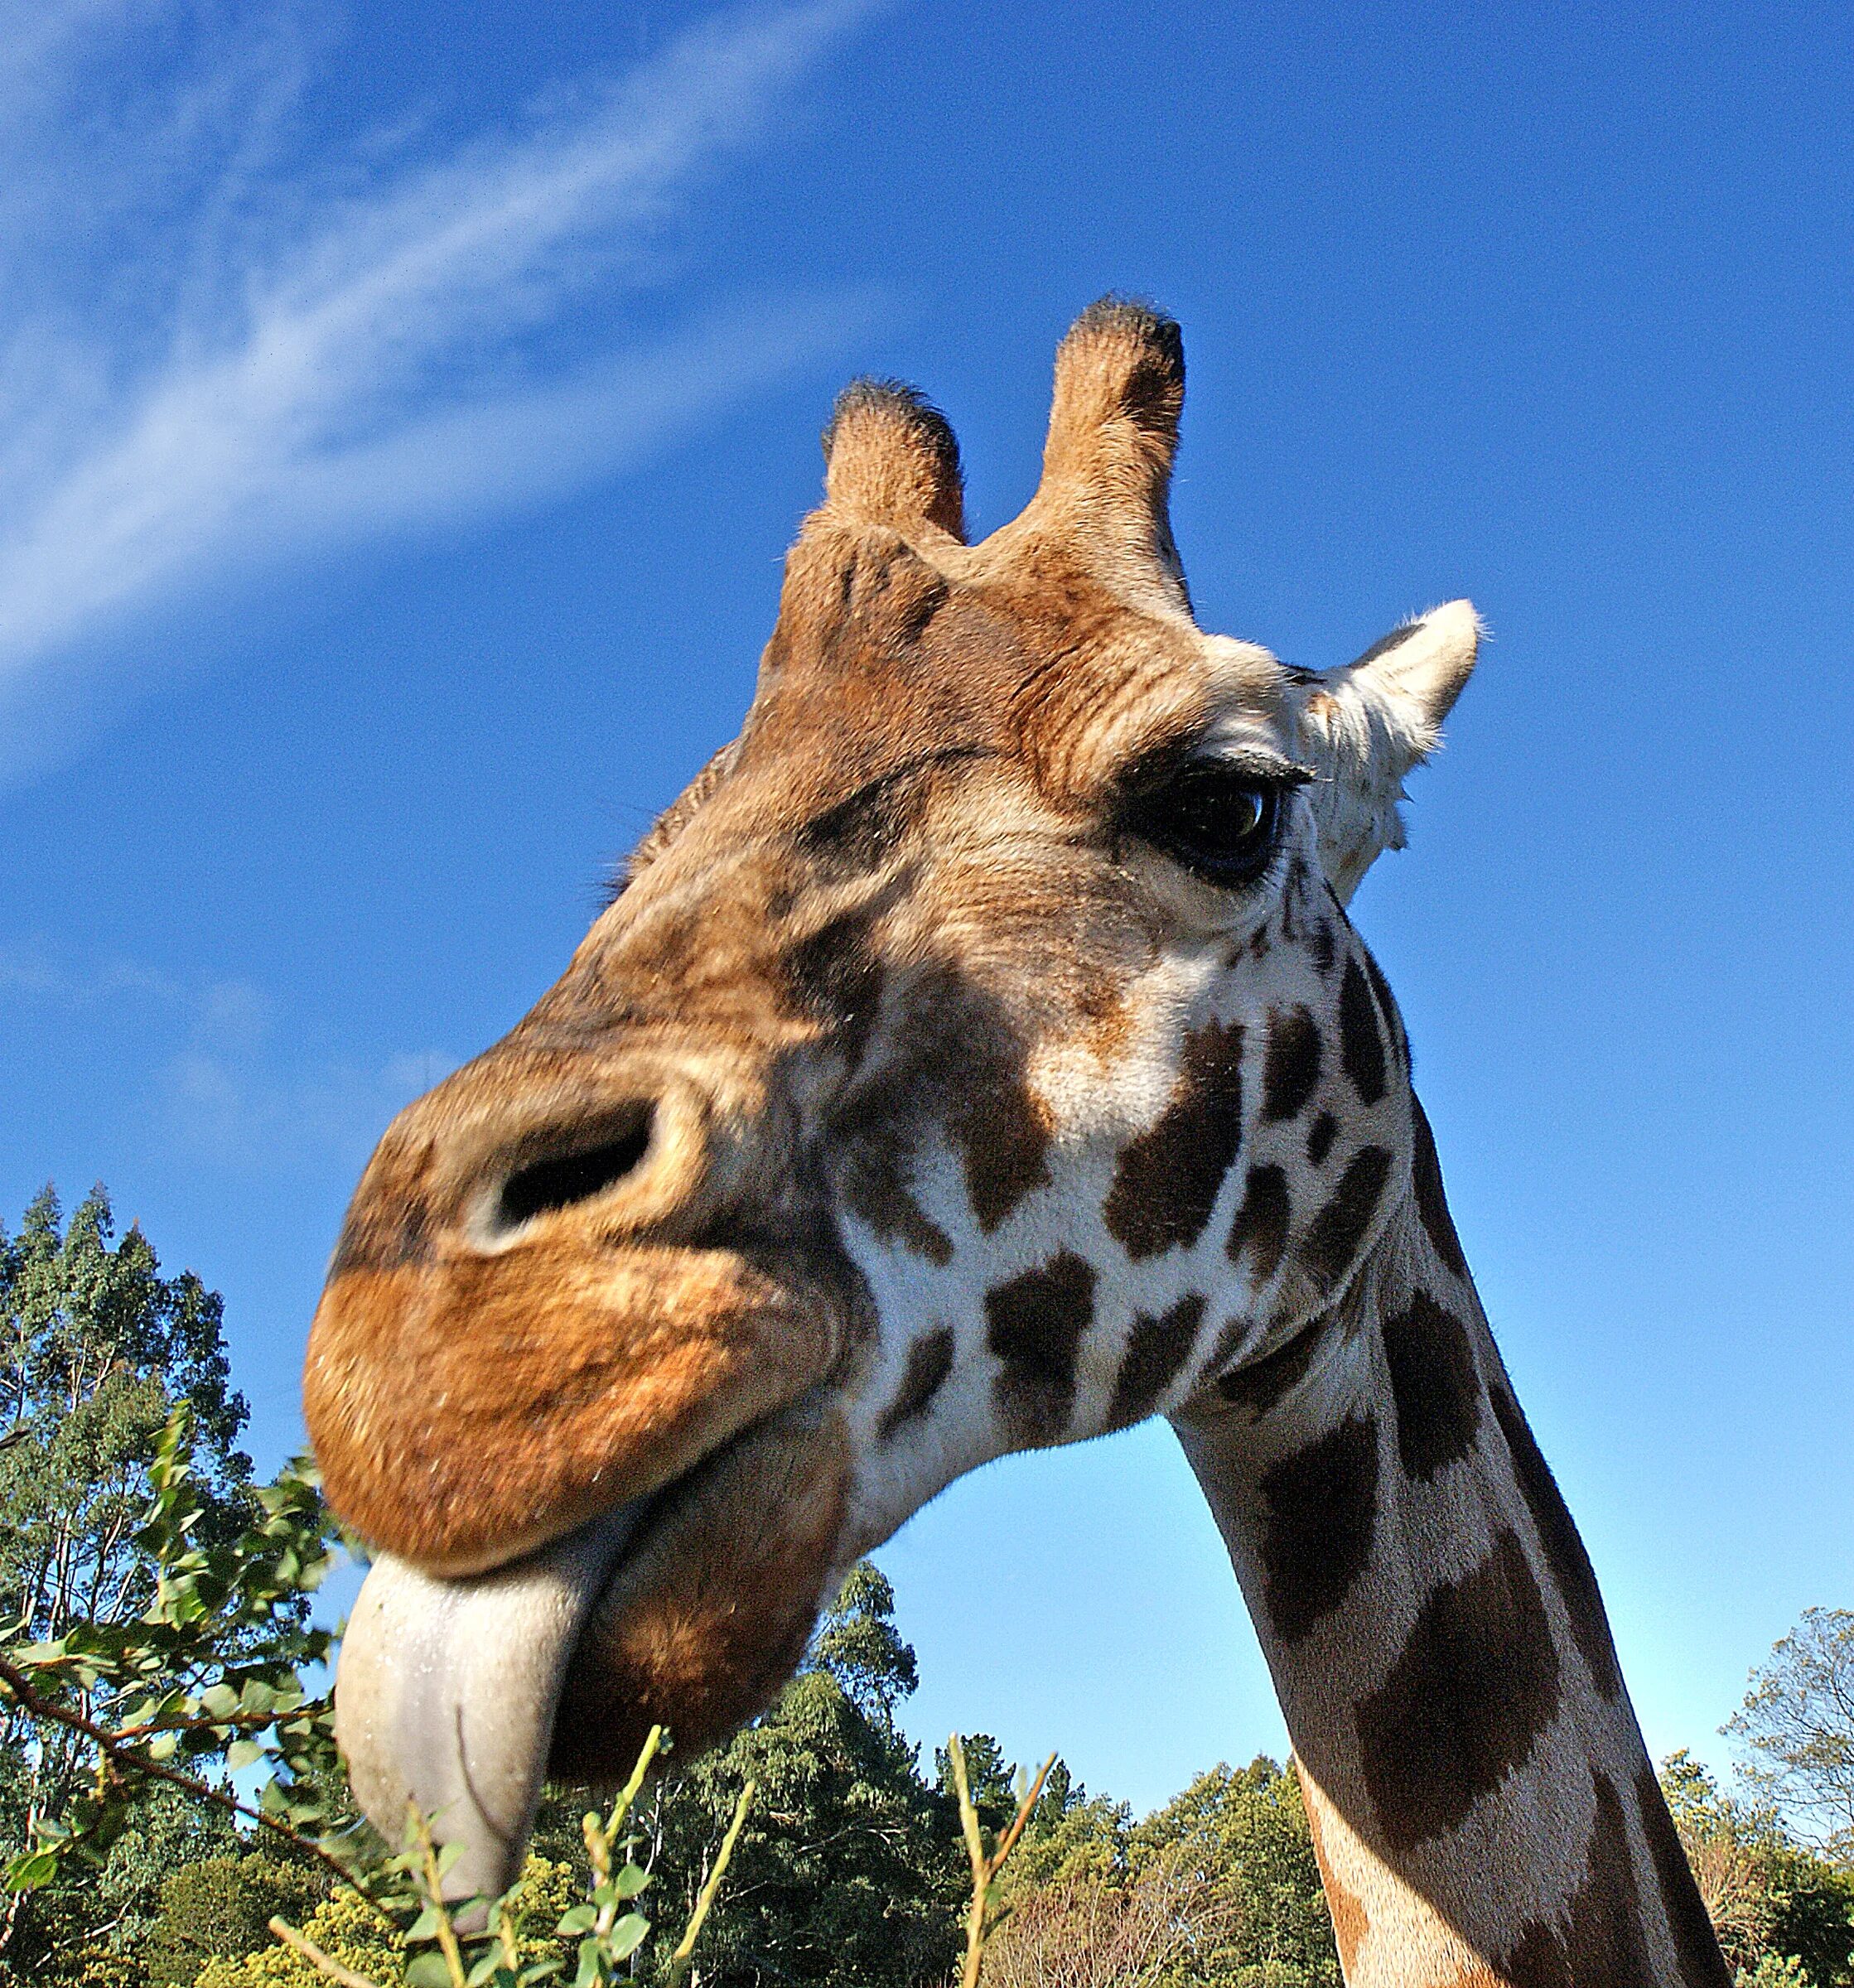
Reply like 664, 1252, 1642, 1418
496, 1108, 654, 1229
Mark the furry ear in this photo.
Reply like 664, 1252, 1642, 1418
1284, 600, 1481, 903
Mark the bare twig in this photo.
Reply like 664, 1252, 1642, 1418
268, 1914, 385, 1988
583, 1721, 665, 1937
664, 1778, 756, 1988
410, 1806, 471, 1988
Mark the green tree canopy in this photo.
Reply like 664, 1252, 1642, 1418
1127, 1758, 1340, 1988
0, 1185, 279, 1980
1661, 1749, 1854, 1987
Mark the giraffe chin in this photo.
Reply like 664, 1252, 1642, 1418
333, 1397, 851, 1908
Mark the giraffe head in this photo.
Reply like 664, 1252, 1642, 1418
307, 301, 1478, 1894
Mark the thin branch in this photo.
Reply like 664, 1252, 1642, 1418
268, 1915, 386, 1988
0, 1651, 385, 1918
664, 1779, 756, 1988
410, 1806, 471, 1988
948, 1735, 1055, 1988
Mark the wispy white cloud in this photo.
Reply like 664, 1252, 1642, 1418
0, 941, 456, 1168
159, 990, 459, 1172
0, 0, 881, 784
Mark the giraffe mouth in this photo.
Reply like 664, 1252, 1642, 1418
334, 1392, 851, 1904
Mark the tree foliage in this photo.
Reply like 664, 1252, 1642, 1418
1730, 1612, 1854, 1866
1661, 1750, 1854, 1988
0, 1186, 304, 1980
982, 1757, 1339, 1988
142, 1851, 330, 1986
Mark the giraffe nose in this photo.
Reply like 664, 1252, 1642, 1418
307, 1040, 832, 1571
449, 1053, 752, 1252
487, 1103, 656, 1235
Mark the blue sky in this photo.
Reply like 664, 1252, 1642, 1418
2, 0, 1849, 1819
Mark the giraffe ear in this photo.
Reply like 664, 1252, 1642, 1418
820, 379, 965, 543
985, 297, 1191, 616
1284, 600, 1482, 904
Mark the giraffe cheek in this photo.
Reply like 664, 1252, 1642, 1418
303, 1243, 841, 1575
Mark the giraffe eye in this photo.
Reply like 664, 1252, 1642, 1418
1124, 761, 1286, 885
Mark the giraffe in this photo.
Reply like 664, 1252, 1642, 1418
306, 300, 1729, 1986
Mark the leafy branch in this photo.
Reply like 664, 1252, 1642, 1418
1, 1407, 757, 1988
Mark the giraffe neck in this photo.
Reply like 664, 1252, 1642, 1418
1171, 1117, 1728, 1988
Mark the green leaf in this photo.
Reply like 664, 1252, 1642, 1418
603, 1913, 650, 1962
613, 1864, 650, 1899
226, 1737, 264, 1768
555, 1904, 596, 1936
6, 1849, 61, 1891
407, 1952, 458, 1988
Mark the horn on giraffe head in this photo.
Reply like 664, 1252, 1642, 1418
820, 379, 966, 543
1002, 296, 1190, 615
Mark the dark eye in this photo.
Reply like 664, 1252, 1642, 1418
1123, 761, 1285, 885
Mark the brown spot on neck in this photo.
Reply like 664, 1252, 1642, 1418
1298, 1143, 1393, 1298
954, 1064, 1055, 1233
1258, 1413, 1381, 1643
1411, 1092, 1469, 1278
1263, 1004, 1322, 1122
1339, 954, 1388, 1106
1107, 1293, 1205, 1429
1504, 1770, 1660, 1988
986, 1251, 1096, 1445
1490, 1386, 1626, 1704
1357, 1527, 1562, 1852
1383, 1289, 1484, 1482
1302, 1786, 1368, 1977
1227, 1163, 1291, 1285
879, 1328, 957, 1440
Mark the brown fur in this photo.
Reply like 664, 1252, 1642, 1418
548, 1402, 851, 1784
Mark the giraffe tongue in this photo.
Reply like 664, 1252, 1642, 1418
334, 1507, 641, 1906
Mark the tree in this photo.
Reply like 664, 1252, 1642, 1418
1126, 1758, 1340, 1988
140, 1850, 329, 1986
0, 1185, 278, 1978
980, 1860, 1234, 1988
610, 1562, 965, 1987
1729, 1612, 1854, 1866
1660, 1749, 1854, 1987
997, 1760, 1132, 1897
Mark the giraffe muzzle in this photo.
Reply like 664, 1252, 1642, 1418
305, 1030, 844, 1575
313, 1035, 864, 1893
335, 1391, 852, 1904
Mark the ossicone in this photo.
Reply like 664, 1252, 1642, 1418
988, 295, 1191, 618
1042, 296, 1185, 485
821, 379, 965, 542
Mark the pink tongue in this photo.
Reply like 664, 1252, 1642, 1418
335, 1509, 639, 1903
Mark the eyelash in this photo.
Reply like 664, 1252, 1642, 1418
1119, 761, 1297, 886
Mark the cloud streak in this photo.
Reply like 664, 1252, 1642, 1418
0, 0, 880, 780
1, 939, 457, 1170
